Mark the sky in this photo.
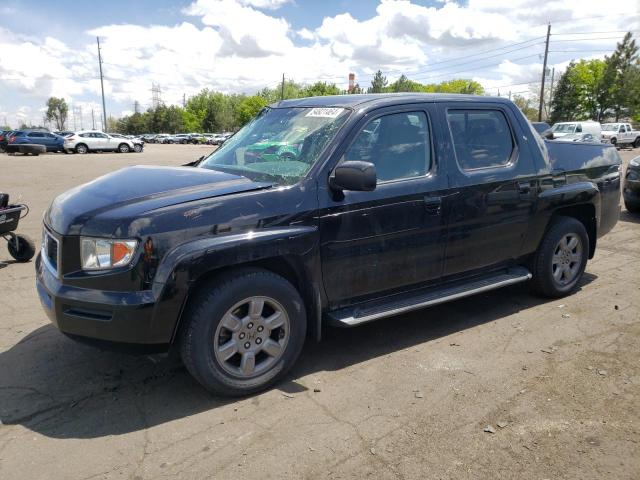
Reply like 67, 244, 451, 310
0, 0, 637, 129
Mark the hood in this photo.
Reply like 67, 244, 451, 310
46, 165, 271, 235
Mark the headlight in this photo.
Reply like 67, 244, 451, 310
630, 158, 640, 167
80, 238, 138, 270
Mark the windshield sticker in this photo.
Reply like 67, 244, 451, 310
305, 108, 343, 118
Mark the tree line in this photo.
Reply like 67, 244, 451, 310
550, 32, 639, 123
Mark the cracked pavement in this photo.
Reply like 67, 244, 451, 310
1, 145, 638, 479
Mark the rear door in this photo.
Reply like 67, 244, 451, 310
27, 131, 46, 146
438, 103, 538, 276
319, 105, 450, 305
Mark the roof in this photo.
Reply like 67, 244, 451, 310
271, 93, 511, 110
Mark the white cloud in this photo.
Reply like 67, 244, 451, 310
0, 0, 636, 126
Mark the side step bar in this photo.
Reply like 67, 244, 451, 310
328, 267, 532, 327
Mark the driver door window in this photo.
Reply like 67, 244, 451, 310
344, 111, 431, 182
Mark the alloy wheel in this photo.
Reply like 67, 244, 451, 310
551, 233, 583, 286
213, 296, 290, 378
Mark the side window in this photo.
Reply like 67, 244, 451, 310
80, 133, 90, 138
620, 125, 626, 133
344, 111, 431, 182
28, 132, 44, 138
447, 109, 514, 170
576, 124, 582, 133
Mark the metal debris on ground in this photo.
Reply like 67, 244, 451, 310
484, 425, 496, 434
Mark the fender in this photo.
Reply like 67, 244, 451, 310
147, 226, 319, 344
522, 181, 601, 257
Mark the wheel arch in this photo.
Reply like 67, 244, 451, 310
548, 204, 597, 259
153, 227, 322, 346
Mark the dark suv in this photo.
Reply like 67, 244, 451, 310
6, 129, 65, 153
36, 94, 621, 396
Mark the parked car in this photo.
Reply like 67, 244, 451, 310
141, 134, 157, 143
0, 130, 15, 152
551, 121, 601, 139
153, 134, 170, 144
188, 133, 205, 144
64, 131, 136, 154
166, 134, 191, 144
601, 123, 640, 148
5, 129, 65, 153
553, 133, 599, 143
37, 94, 621, 396
623, 156, 640, 213
110, 133, 144, 153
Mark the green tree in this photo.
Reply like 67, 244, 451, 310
605, 32, 639, 120
237, 96, 268, 125
368, 70, 388, 93
512, 95, 538, 121
45, 97, 68, 130
302, 81, 341, 97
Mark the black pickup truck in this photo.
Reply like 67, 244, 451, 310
36, 94, 621, 396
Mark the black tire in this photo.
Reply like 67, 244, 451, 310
75, 144, 88, 154
133, 144, 143, 153
610, 137, 617, 145
7, 234, 36, 262
530, 216, 589, 297
118, 143, 130, 153
634, 138, 640, 149
179, 268, 307, 396
625, 201, 640, 213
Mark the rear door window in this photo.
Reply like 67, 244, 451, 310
28, 132, 44, 138
446, 109, 514, 170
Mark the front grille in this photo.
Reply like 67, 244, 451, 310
43, 229, 59, 273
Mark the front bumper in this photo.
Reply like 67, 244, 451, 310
35, 253, 170, 350
623, 177, 640, 207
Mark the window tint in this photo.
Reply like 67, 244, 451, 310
28, 132, 44, 137
620, 125, 626, 133
80, 133, 90, 138
575, 124, 582, 133
344, 111, 430, 182
447, 109, 514, 170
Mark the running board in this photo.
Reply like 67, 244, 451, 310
328, 267, 532, 327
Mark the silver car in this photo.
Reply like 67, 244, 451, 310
64, 131, 136, 154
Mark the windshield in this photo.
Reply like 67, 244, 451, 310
601, 124, 618, 131
199, 106, 350, 185
552, 123, 575, 133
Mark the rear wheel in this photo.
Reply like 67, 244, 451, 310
179, 269, 306, 396
634, 137, 640, 149
7, 234, 35, 262
133, 144, 142, 153
530, 217, 589, 297
118, 143, 130, 153
75, 144, 88, 154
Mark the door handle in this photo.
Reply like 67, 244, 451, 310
423, 196, 442, 215
517, 181, 532, 196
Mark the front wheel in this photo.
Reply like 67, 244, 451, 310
7, 234, 35, 262
530, 217, 589, 297
179, 269, 307, 396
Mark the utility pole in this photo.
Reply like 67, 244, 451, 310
182, 93, 186, 108
280, 73, 285, 101
97, 37, 108, 132
78, 106, 83, 130
91, 109, 96, 129
508, 91, 512, 100
72, 106, 77, 130
538, 23, 551, 122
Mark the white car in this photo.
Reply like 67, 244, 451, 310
551, 121, 602, 139
64, 131, 136, 154
601, 123, 640, 148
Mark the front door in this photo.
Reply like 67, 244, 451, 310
439, 104, 538, 276
320, 106, 449, 306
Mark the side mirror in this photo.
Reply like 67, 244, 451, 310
330, 160, 377, 192
542, 129, 554, 140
